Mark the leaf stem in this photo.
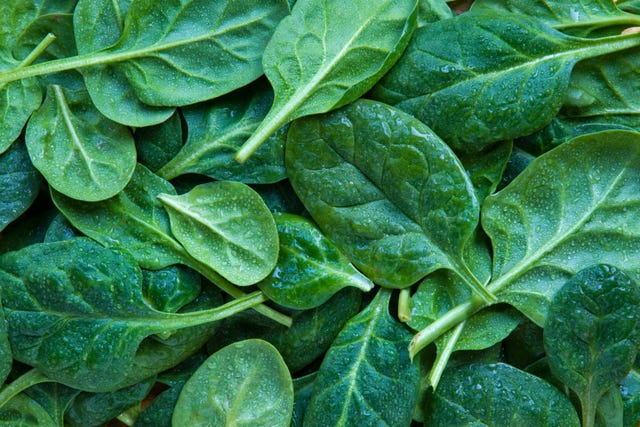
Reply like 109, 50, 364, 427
235, 104, 291, 162
0, 369, 51, 409
429, 321, 465, 389
0, 33, 56, 92
398, 289, 412, 322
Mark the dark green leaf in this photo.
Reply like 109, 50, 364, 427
0, 139, 40, 232
0, 393, 56, 427
173, 339, 293, 427
158, 181, 279, 286
291, 373, 315, 427
236, 0, 418, 161
43, 213, 78, 243
417, 0, 452, 27
427, 363, 580, 426
621, 367, 640, 427
304, 289, 419, 427
25, 85, 136, 201
595, 385, 624, 427
544, 264, 640, 426
458, 140, 512, 201
142, 265, 201, 314
286, 99, 482, 293
0, 299, 10, 386
134, 383, 183, 427
135, 111, 184, 173
23, 382, 80, 427
257, 213, 373, 309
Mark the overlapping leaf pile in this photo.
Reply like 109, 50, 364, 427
1, 0, 640, 426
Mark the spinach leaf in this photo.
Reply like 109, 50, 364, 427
427, 363, 580, 426
621, 366, 640, 427
371, 10, 640, 152
291, 373, 315, 427
158, 181, 279, 286
142, 265, 201, 314
0, 393, 56, 427
286, 99, 491, 300
303, 289, 419, 427
23, 382, 80, 427
0, 139, 40, 232
596, 386, 625, 427
134, 383, 183, 427
157, 81, 287, 183
43, 213, 78, 243
457, 140, 512, 201
0, 238, 268, 391
134, 111, 184, 173
544, 264, 640, 427
257, 213, 373, 309
25, 85, 136, 201
417, 0, 452, 27
173, 339, 293, 427
0, 299, 10, 387
235, 0, 418, 161
73, 0, 174, 126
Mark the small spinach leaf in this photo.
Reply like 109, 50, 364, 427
303, 289, 419, 427
0, 393, 56, 427
25, 85, 136, 201
544, 264, 640, 427
257, 213, 373, 309
621, 366, 640, 427
23, 382, 80, 427
0, 139, 40, 232
142, 265, 201, 314
134, 111, 184, 173
173, 339, 293, 427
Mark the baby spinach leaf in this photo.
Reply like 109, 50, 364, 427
286, 100, 488, 299
304, 289, 419, 427
158, 81, 286, 183
0, 393, 56, 427
134, 383, 183, 427
23, 382, 80, 427
482, 130, 640, 325
173, 339, 293, 427
43, 213, 78, 243
158, 181, 279, 286
0, 238, 268, 392
427, 363, 580, 426
25, 85, 136, 201
457, 140, 512, 202
257, 213, 373, 310
291, 373, 315, 427
135, 111, 184, 173
371, 10, 640, 152
142, 265, 201, 314
0, 299, 10, 387
73, 0, 173, 127
0, 72, 41, 155
544, 264, 640, 427
621, 366, 640, 427
0, 139, 40, 232
235, 0, 418, 161
417, 0, 452, 27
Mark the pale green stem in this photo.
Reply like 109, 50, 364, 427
398, 289, 412, 322
117, 405, 142, 426
0, 369, 51, 409
429, 321, 465, 390
0, 33, 56, 92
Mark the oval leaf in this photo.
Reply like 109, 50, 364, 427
544, 264, 640, 426
236, 0, 418, 160
286, 99, 479, 289
173, 339, 293, 427
258, 213, 373, 309
158, 181, 279, 286
25, 85, 136, 201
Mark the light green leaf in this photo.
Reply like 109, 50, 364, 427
257, 213, 373, 309
158, 181, 279, 286
26, 85, 136, 201
173, 339, 293, 427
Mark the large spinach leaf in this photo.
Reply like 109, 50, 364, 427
544, 265, 640, 427
235, 0, 418, 160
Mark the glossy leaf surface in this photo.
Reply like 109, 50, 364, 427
258, 214, 373, 309
173, 339, 293, 427
25, 85, 136, 201
286, 99, 480, 290
135, 111, 183, 172
0, 140, 40, 231
544, 265, 640, 426
236, 0, 418, 160
427, 363, 580, 426
304, 289, 419, 427
158, 181, 279, 286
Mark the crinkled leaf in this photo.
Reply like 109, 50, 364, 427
427, 363, 580, 426
76, 0, 289, 107
544, 265, 640, 426
158, 81, 286, 183
23, 383, 80, 427
257, 213, 373, 309
482, 130, 640, 325
236, 0, 418, 161
286, 99, 480, 290
158, 181, 279, 286
25, 85, 136, 201
173, 339, 293, 427
0, 139, 40, 232
142, 265, 201, 314
304, 289, 419, 427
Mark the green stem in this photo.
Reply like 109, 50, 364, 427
117, 405, 142, 426
235, 104, 291, 163
0, 33, 56, 92
429, 321, 465, 390
0, 369, 51, 409
398, 289, 412, 322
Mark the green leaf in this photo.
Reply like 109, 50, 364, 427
0, 393, 56, 427
135, 111, 184, 173
74, 0, 289, 107
142, 265, 201, 314
427, 363, 580, 426
43, 213, 78, 243
417, 0, 452, 27
544, 265, 640, 427
0, 74, 41, 155
291, 373, 315, 427
173, 339, 293, 427
134, 383, 183, 427
286, 99, 486, 297
0, 298, 10, 387
0, 139, 40, 232
157, 81, 286, 183
482, 130, 640, 325
621, 367, 640, 427
0, 238, 268, 391
371, 11, 640, 152
304, 289, 419, 427
73, 0, 173, 126
257, 213, 373, 309
457, 140, 512, 202
25, 85, 136, 201
158, 181, 279, 286
23, 382, 80, 427
235, 0, 418, 161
